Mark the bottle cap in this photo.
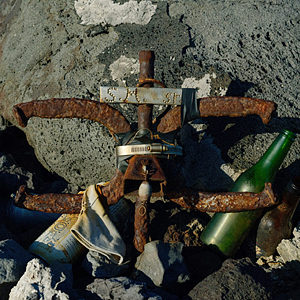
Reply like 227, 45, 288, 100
281, 129, 296, 141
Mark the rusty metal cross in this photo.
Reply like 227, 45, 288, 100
13, 50, 277, 252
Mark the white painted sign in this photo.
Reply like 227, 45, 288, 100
100, 86, 192, 105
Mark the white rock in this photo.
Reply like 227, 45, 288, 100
181, 74, 214, 98
9, 259, 72, 300
277, 222, 300, 262
109, 55, 139, 85
74, 0, 157, 26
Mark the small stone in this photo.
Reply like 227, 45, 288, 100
134, 241, 190, 288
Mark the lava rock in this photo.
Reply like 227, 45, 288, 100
85, 276, 179, 300
188, 257, 272, 300
0, 239, 34, 300
82, 250, 130, 278
0, 152, 35, 195
134, 241, 190, 288
9, 258, 74, 300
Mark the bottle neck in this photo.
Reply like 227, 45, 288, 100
280, 177, 300, 214
255, 131, 295, 182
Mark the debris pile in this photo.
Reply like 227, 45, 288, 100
0, 1, 299, 298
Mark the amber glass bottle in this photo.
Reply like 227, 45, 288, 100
256, 176, 300, 257
200, 129, 296, 257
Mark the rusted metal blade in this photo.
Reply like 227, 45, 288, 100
156, 97, 275, 133
15, 185, 82, 214
13, 98, 131, 135
166, 182, 276, 212
198, 97, 275, 125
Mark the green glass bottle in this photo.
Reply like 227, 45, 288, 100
200, 129, 296, 257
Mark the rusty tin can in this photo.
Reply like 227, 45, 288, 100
29, 214, 85, 264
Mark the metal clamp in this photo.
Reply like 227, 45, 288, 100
116, 143, 183, 157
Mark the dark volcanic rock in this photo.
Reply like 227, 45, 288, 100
188, 257, 272, 300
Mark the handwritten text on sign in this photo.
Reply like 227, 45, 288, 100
100, 86, 183, 105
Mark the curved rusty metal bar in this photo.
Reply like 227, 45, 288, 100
13, 98, 131, 135
156, 97, 276, 133
199, 97, 275, 124
15, 185, 82, 214
166, 182, 276, 212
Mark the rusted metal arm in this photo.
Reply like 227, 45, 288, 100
13, 98, 131, 135
15, 185, 82, 214
166, 182, 276, 212
156, 97, 275, 133
198, 97, 275, 124
14, 182, 276, 214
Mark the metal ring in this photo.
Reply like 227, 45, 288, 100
138, 204, 147, 217
136, 78, 166, 88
